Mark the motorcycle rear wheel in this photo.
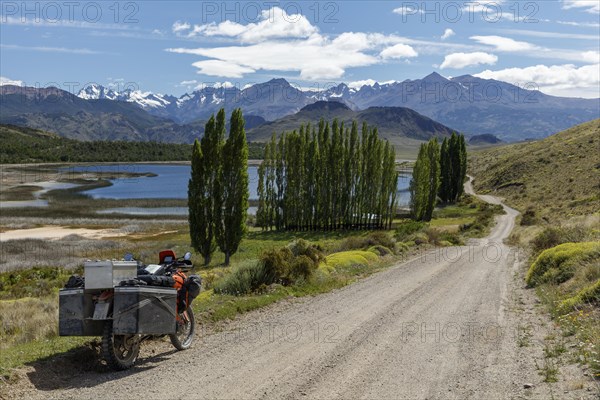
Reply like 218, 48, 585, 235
102, 322, 140, 370
170, 307, 195, 350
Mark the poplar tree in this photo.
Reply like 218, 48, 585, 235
215, 108, 249, 265
424, 138, 441, 221
410, 144, 430, 221
188, 139, 215, 265
439, 137, 452, 203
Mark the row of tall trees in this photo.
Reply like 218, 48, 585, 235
410, 132, 467, 221
439, 133, 468, 203
188, 108, 249, 265
256, 119, 398, 231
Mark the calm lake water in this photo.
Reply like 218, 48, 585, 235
63, 164, 411, 215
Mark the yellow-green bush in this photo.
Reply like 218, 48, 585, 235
323, 251, 379, 271
526, 242, 600, 287
558, 279, 600, 313
367, 245, 393, 257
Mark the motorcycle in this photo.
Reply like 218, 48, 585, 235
59, 250, 201, 370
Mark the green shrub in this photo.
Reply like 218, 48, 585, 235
440, 232, 463, 246
335, 232, 395, 252
215, 242, 323, 295
531, 226, 588, 254
213, 260, 274, 295
287, 239, 324, 265
525, 242, 600, 287
520, 208, 537, 226
289, 255, 315, 282
394, 221, 426, 241
558, 279, 600, 313
425, 228, 441, 245
368, 245, 393, 256
412, 232, 429, 245
396, 242, 410, 253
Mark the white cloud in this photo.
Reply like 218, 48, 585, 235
0, 43, 104, 54
172, 8, 317, 43
557, 20, 600, 28
392, 5, 423, 15
441, 29, 455, 40
2, 15, 136, 31
581, 51, 600, 63
470, 35, 537, 52
172, 21, 191, 33
503, 29, 599, 41
180, 80, 198, 86
380, 43, 418, 59
475, 64, 600, 98
562, 0, 600, 14
167, 8, 417, 80
440, 52, 498, 69
190, 60, 255, 78
0, 76, 23, 86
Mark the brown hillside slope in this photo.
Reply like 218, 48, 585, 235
469, 119, 600, 221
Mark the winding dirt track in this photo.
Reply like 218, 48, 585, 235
8, 184, 594, 399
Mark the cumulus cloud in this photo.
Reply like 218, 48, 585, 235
392, 5, 423, 15
380, 44, 418, 59
167, 8, 417, 80
172, 8, 317, 43
172, 21, 191, 33
440, 52, 498, 69
470, 35, 537, 52
441, 29, 455, 40
562, 0, 600, 14
0, 76, 23, 86
475, 64, 600, 98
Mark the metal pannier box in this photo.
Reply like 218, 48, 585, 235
58, 288, 104, 336
113, 286, 177, 335
84, 261, 138, 289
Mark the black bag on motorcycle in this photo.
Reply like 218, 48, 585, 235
177, 275, 202, 312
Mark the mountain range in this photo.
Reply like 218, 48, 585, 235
71, 73, 599, 141
1, 73, 598, 143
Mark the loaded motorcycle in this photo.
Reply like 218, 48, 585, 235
59, 250, 201, 370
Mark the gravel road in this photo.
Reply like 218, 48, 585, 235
6, 184, 598, 400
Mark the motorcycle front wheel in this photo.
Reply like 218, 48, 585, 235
102, 322, 140, 370
170, 307, 195, 350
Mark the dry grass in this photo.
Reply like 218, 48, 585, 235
0, 297, 57, 348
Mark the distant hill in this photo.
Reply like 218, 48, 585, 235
246, 101, 456, 143
469, 119, 600, 220
469, 134, 502, 146
0, 124, 266, 163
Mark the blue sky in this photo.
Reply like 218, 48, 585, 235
1, 1, 599, 98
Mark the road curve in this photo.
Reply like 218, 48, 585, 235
11, 185, 566, 400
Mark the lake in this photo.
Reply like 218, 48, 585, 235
63, 164, 411, 214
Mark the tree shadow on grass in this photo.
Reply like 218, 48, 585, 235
25, 339, 178, 391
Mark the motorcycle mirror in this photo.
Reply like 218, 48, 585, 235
124, 253, 134, 261
184, 252, 192, 261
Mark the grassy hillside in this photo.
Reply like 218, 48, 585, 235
470, 119, 600, 221
0, 124, 266, 163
